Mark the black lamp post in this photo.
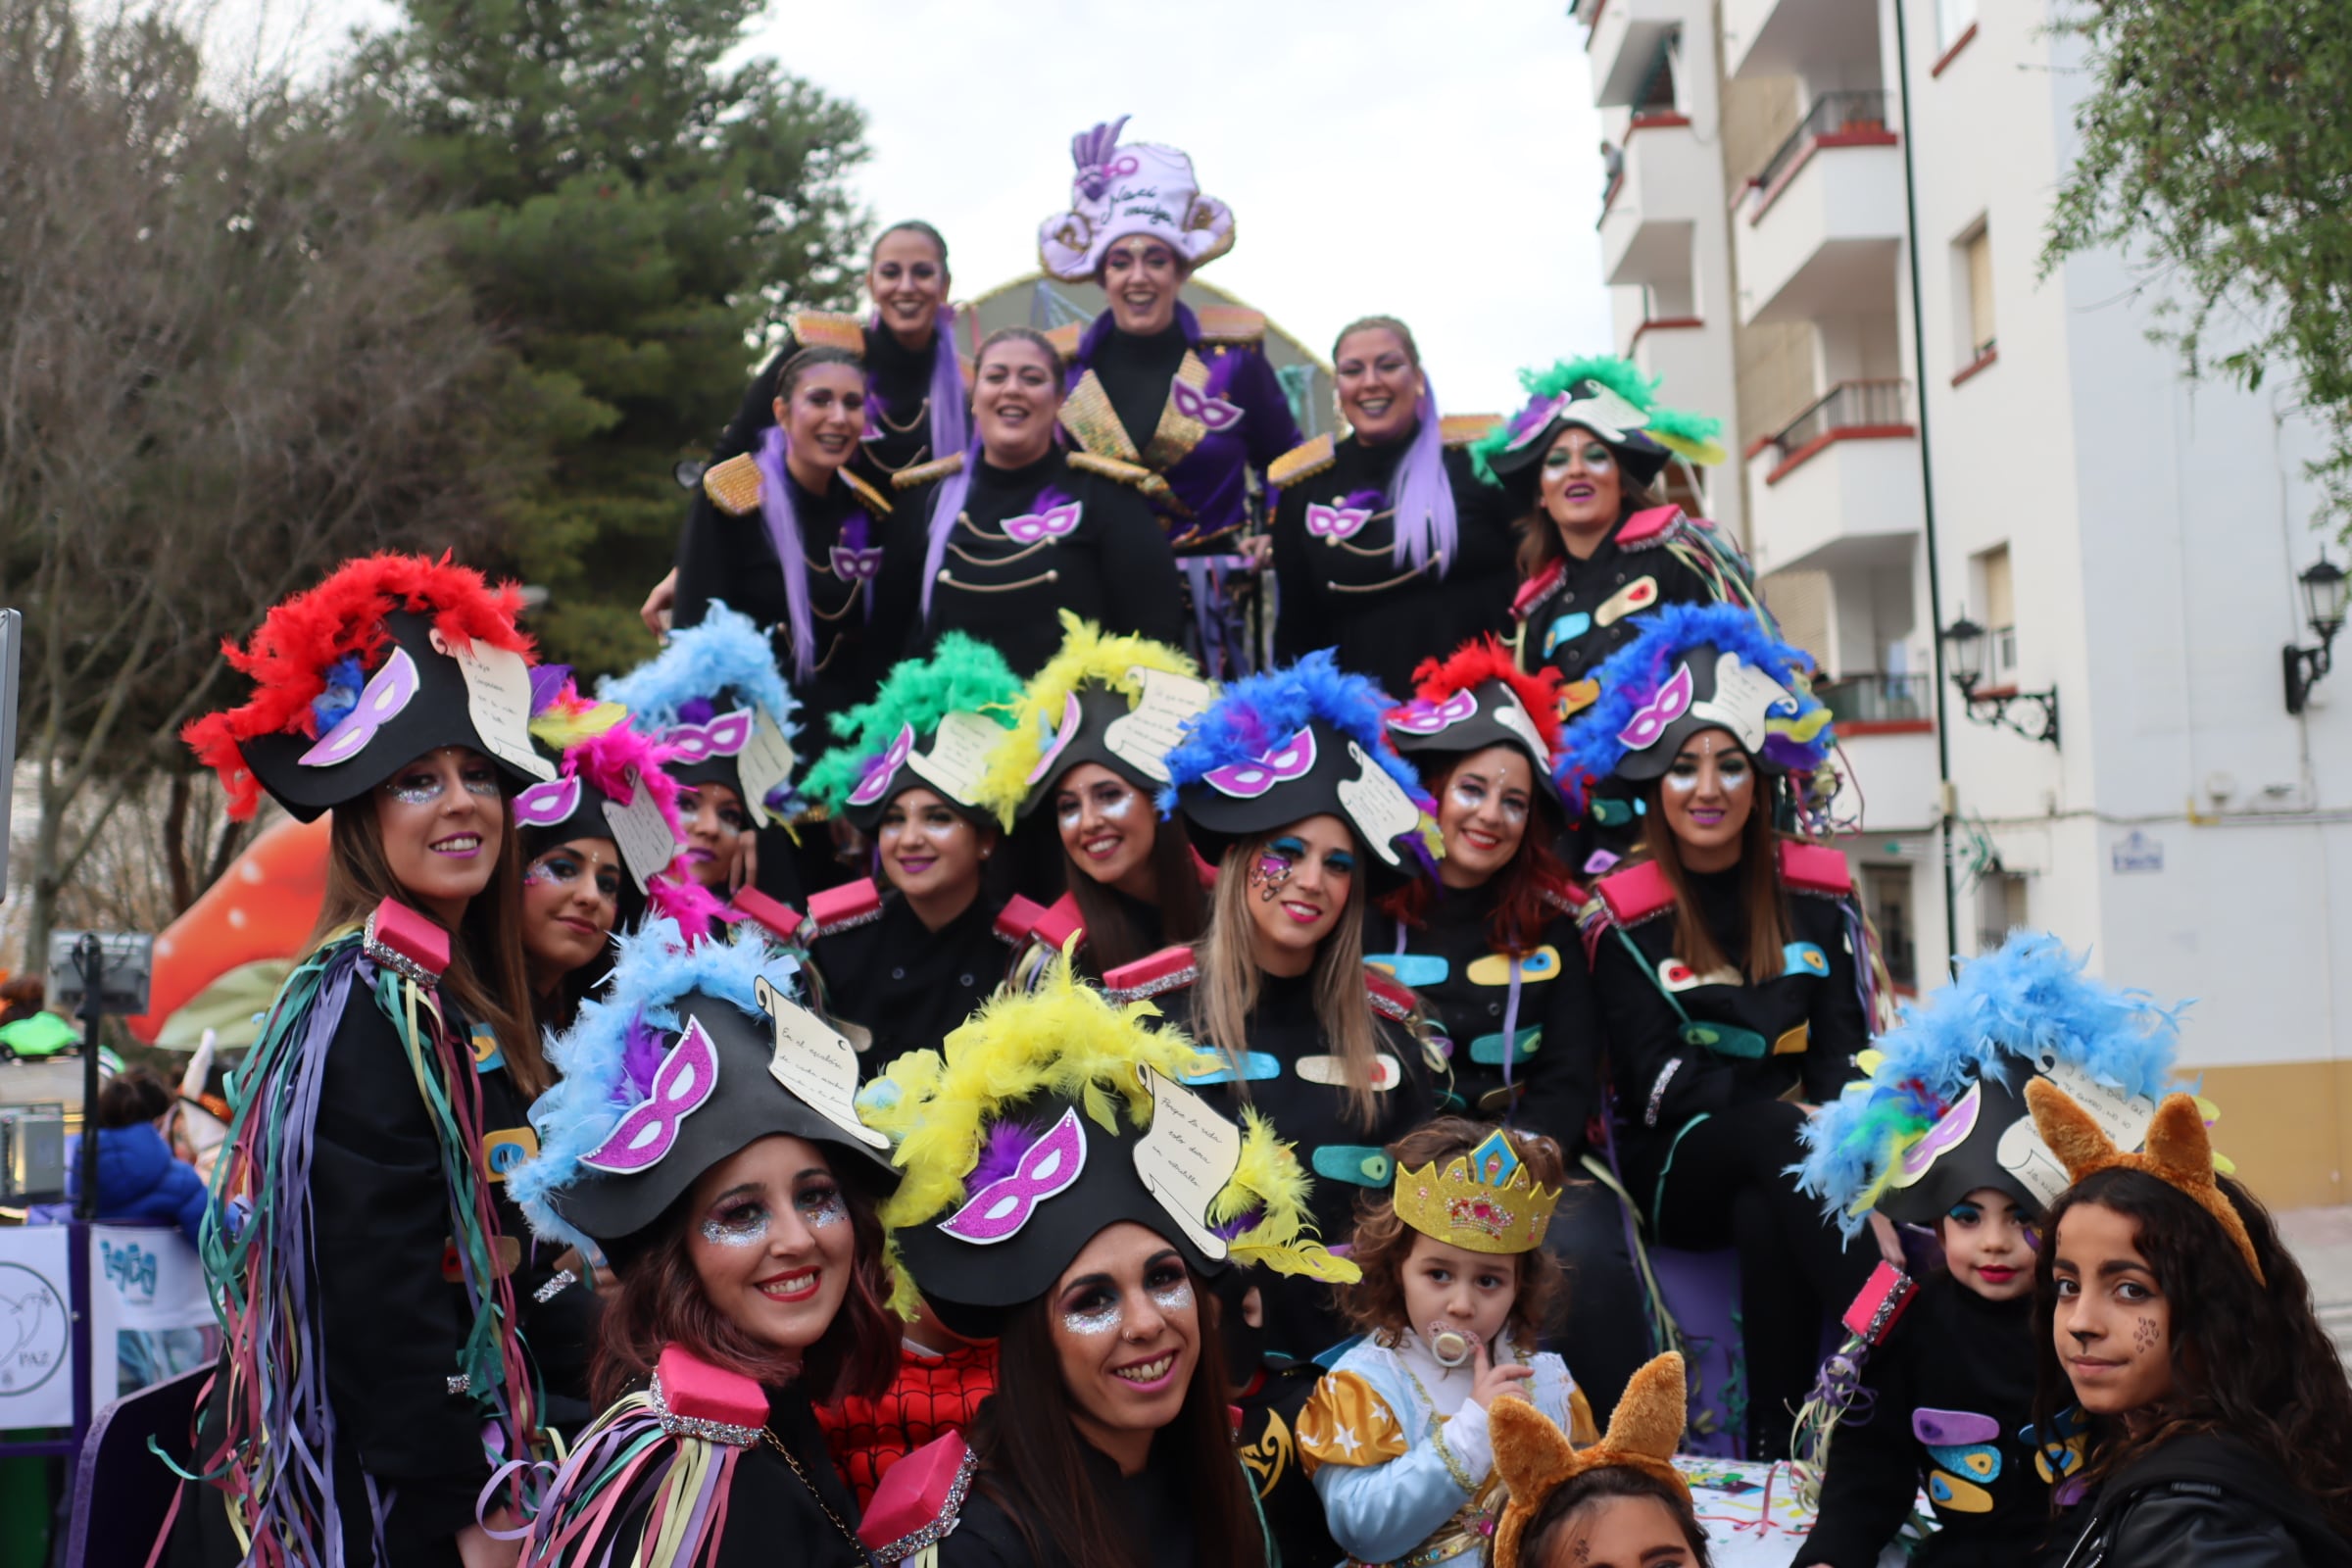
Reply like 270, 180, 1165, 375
1941, 612, 2060, 748
2283, 556, 2349, 715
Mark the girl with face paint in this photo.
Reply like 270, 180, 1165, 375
1268, 318, 1520, 698
1375, 640, 1651, 1423
174, 557, 567, 1565
1565, 607, 1883, 1461
505, 927, 903, 1568
1034, 119, 1303, 678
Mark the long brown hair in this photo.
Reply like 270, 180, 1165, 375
970, 1266, 1264, 1568
592, 1161, 900, 1409
313, 792, 545, 1096
1064, 814, 1208, 973
1513, 470, 1667, 583
1192, 830, 1380, 1132
1343, 1117, 1567, 1348
1636, 762, 1788, 981
2032, 1167, 2352, 1539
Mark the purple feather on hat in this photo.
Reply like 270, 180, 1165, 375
613, 1014, 667, 1108
1071, 115, 1133, 200
965, 1120, 1044, 1199
529, 664, 573, 717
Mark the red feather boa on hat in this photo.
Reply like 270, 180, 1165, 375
182, 553, 535, 818
1401, 636, 1567, 758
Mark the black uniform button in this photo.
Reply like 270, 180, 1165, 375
890, 966, 906, 981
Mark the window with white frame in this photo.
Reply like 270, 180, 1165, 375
1977, 544, 2016, 684
1937, 0, 1978, 50
1956, 220, 1996, 363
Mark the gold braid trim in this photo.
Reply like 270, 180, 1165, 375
703, 453, 762, 515
891, 453, 966, 491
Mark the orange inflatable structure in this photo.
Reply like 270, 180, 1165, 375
128, 814, 330, 1049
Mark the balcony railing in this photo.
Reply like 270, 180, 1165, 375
1758, 378, 1912, 467
1749, 89, 1893, 197
1817, 672, 1932, 725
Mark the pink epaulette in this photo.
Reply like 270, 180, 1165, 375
1593, 860, 1676, 926
996, 893, 1050, 946
727, 886, 809, 946
364, 899, 449, 987
808, 878, 883, 938
1102, 945, 1199, 1005
1779, 839, 1853, 896
859, 1432, 978, 1565
651, 1344, 765, 1446
1614, 505, 1686, 549
1510, 561, 1565, 622
1030, 892, 1086, 954
1364, 967, 1418, 1023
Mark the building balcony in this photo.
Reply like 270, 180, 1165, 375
1581, 0, 1688, 109
1597, 115, 1707, 289
1722, 0, 1882, 80
1744, 379, 1921, 572
1733, 91, 1902, 325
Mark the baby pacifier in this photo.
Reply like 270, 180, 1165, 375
1428, 1322, 1481, 1369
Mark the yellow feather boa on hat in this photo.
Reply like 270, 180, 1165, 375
972, 611, 1205, 828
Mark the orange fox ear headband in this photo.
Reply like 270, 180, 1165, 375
1492, 1352, 1689, 1568
2024, 1079, 2263, 1284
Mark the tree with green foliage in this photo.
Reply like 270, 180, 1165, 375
2043, 0, 2352, 526
346, 0, 873, 674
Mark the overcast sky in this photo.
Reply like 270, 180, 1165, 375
756, 0, 1613, 414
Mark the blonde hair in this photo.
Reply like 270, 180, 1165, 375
1192, 831, 1380, 1131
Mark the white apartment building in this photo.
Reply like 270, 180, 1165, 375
1576, 0, 2352, 1207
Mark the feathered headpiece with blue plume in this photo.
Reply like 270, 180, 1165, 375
1159, 650, 1424, 814
598, 601, 795, 734
1797, 931, 2187, 1235
1553, 603, 1833, 812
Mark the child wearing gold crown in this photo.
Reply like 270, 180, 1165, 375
1297, 1118, 1592, 1567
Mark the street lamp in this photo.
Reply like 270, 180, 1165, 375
2283, 555, 2349, 714
1940, 612, 2059, 748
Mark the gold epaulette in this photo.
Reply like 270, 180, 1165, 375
890, 453, 965, 490
1195, 307, 1266, 347
1067, 451, 1155, 488
1267, 434, 1337, 490
1441, 414, 1499, 448
787, 311, 865, 357
703, 453, 762, 515
841, 469, 893, 518
1044, 322, 1085, 361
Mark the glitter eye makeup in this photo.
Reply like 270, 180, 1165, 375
462, 765, 501, 798
523, 855, 577, 888
385, 775, 443, 806
1149, 1278, 1195, 1316
1325, 851, 1357, 878
1580, 444, 1615, 469
701, 1203, 769, 1249
1062, 1296, 1123, 1337
1543, 448, 1576, 469
797, 1187, 849, 1228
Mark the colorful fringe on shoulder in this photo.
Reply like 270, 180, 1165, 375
1156, 648, 1425, 817
513, 1382, 747, 1568
184, 934, 545, 1560
974, 611, 1202, 825
803, 633, 1021, 814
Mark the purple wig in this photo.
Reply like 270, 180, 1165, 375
869, 306, 969, 461
752, 424, 818, 682
1388, 380, 1458, 573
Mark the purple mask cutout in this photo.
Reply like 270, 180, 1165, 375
580, 1015, 722, 1174
1389, 689, 1480, 736
1305, 502, 1374, 541
1202, 726, 1318, 799
1004, 501, 1083, 545
514, 774, 583, 828
665, 711, 754, 763
1617, 662, 1695, 750
1025, 693, 1085, 785
937, 1104, 1090, 1244
1898, 1082, 1983, 1182
849, 723, 916, 807
299, 647, 420, 767
830, 545, 885, 581
1170, 377, 1243, 432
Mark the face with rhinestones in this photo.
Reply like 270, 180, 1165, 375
1049, 1221, 1200, 1464
686, 1135, 858, 1355
1656, 729, 1753, 871
1399, 1232, 1520, 1360
1434, 746, 1535, 892
1054, 762, 1157, 900
1334, 325, 1422, 446
1239, 816, 1357, 978
975, 334, 1062, 468
373, 747, 505, 928
773, 362, 865, 480
676, 783, 749, 891
1100, 235, 1185, 335
2051, 1200, 2175, 1418
521, 837, 622, 994
1540, 424, 1623, 556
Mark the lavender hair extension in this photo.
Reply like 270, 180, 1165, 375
926, 308, 969, 456
752, 424, 817, 681
1388, 381, 1457, 573
917, 436, 985, 621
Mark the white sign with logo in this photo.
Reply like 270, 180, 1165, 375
2110, 830, 2164, 874
0, 1226, 73, 1431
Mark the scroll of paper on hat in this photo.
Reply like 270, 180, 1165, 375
431, 627, 554, 782
1336, 741, 1425, 866
737, 710, 799, 827
757, 971, 890, 1150
1132, 1066, 1242, 1260
1102, 667, 1216, 783
908, 710, 1004, 806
